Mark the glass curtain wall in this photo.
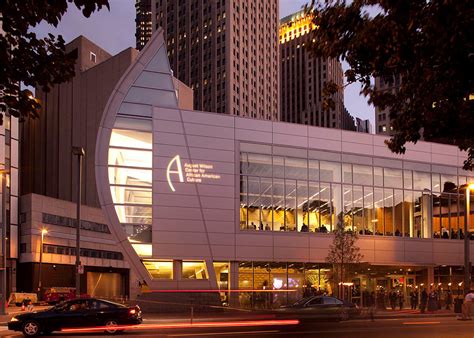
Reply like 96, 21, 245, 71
240, 152, 473, 239
109, 117, 153, 256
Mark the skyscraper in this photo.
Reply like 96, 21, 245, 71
280, 10, 349, 129
138, 0, 279, 119
374, 76, 398, 135
135, 0, 152, 51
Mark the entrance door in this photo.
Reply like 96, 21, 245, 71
87, 272, 122, 298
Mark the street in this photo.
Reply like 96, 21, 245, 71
0, 317, 472, 337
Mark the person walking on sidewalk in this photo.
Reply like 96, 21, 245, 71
428, 289, 438, 312
410, 290, 418, 310
398, 291, 404, 310
445, 289, 453, 310
389, 291, 397, 310
420, 288, 428, 313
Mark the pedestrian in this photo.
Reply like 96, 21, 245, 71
398, 291, 404, 310
369, 291, 376, 322
389, 291, 397, 310
459, 290, 474, 320
428, 289, 438, 312
445, 289, 453, 310
410, 291, 418, 310
420, 288, 428, 313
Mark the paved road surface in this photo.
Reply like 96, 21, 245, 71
0, 317, 472, 337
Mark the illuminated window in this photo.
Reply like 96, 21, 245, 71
132, 244, 152, 257
108, 167, 152, 187
108, 148, 152, 168
111, 186, 152, 205
144, 261, 173, 279
182, 261, 208, 279
110, 129, 152, 149
114, 205, 152, 224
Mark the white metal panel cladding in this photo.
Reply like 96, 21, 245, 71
96, 28, 474, 289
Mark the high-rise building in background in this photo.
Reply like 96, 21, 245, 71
374, 76, 399, 135
135, 0, 152, 50
356, 117, 372, 134
279, 10, 351, 130
137, 0, 279, 119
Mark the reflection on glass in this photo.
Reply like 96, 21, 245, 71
353, 165, 373, 186
332, 183, 342, 232
384, 168, 402, 188
110, 186, 152, 205
296, 181, 309, 232
308, 181, 320, 232
353, 186, 363, 234
363, 186, 374, 235
308, 160, 319, 181
320, 161, 341, 182
414, 171, 431, 191
247, 176, 260, 229
247, 154, 272, 177
114, 205, 152, 224
273, 178, 285, 231
123, 223, 151, 243
182, 261, 208, 279
384, 189, 394, 235
143, 261, 173, 279
374, 188, 384, 235
404, 170, 413, 190
240, 175, 248, 229
413, 191, 423, 238
342, 163, 352, 184
432, 173, 441, 193
260, 177, 273, 231
374, 167, 383, 187
285, 157, 308, 180
285, 180, 296, 231
343, 185, 353, 231
394, 190, 403, 236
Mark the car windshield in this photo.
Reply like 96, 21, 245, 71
292, 297, 314, 307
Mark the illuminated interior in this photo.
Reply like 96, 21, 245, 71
182, 261, 208, 280
143, 261, 173, 279
109, 123, 153, 256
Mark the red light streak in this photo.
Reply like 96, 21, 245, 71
60, 319, 300, 333
144, 289, 297, 293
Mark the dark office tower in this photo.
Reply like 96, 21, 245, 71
374, 76, 401, 135
136, 0, 152, 50
147, 0, 280, 119
280, 11, 350, 129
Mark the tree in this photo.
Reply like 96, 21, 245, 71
305, 0, 474, 170
326, 213, 363, 297
0, 0, 110, 125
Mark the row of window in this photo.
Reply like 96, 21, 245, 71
240, 153, 472, 192
42, 213, 110, 234
21, 244, 123, 260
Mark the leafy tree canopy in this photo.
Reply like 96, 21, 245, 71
306, 0, 474, 170
0, 0, 110, 124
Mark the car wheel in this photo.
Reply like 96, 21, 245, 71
22, 320, 41, 337
104, 320, 122, 334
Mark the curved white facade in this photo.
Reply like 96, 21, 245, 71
96, 30, 474, 298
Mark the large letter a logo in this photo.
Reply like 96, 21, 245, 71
166, 155, 184, 192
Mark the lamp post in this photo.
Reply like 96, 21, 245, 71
0, 169, 9, 316
72, 147, 85, 298
37, 229, 48, 297
463, 183, 474, 295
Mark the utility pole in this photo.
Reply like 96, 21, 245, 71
464, 183, 474, 295
0, 169, 8, 315
72, 147, 85, 298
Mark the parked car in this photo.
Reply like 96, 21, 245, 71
275, 296, 360, 321
8, 298, 142, 336
42, 287, 76, 305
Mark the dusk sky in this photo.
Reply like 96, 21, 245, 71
33, 0, 374, 127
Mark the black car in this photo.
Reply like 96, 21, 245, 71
8, 298, 142, 336
275, 296, 360, 321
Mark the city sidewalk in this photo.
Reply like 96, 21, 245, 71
372, 308, 457, 319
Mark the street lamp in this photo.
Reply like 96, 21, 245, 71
0, 169, 9, 316
37, 229, 48, 297
463, 183, 474, 295
72, 147, 85, 298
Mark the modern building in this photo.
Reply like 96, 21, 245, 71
135, 0, 152, 51
280, 10, 349, 130
143, 0, 279, 119
0, 110, 19, 297
18, 35, 192, 297
356, 118, 372, 134
96, 30, 474, 308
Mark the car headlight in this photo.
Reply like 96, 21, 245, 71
10, 317, 19, 322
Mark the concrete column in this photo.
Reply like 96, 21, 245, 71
229, 261, 240, 307
427, 267, 435, 290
